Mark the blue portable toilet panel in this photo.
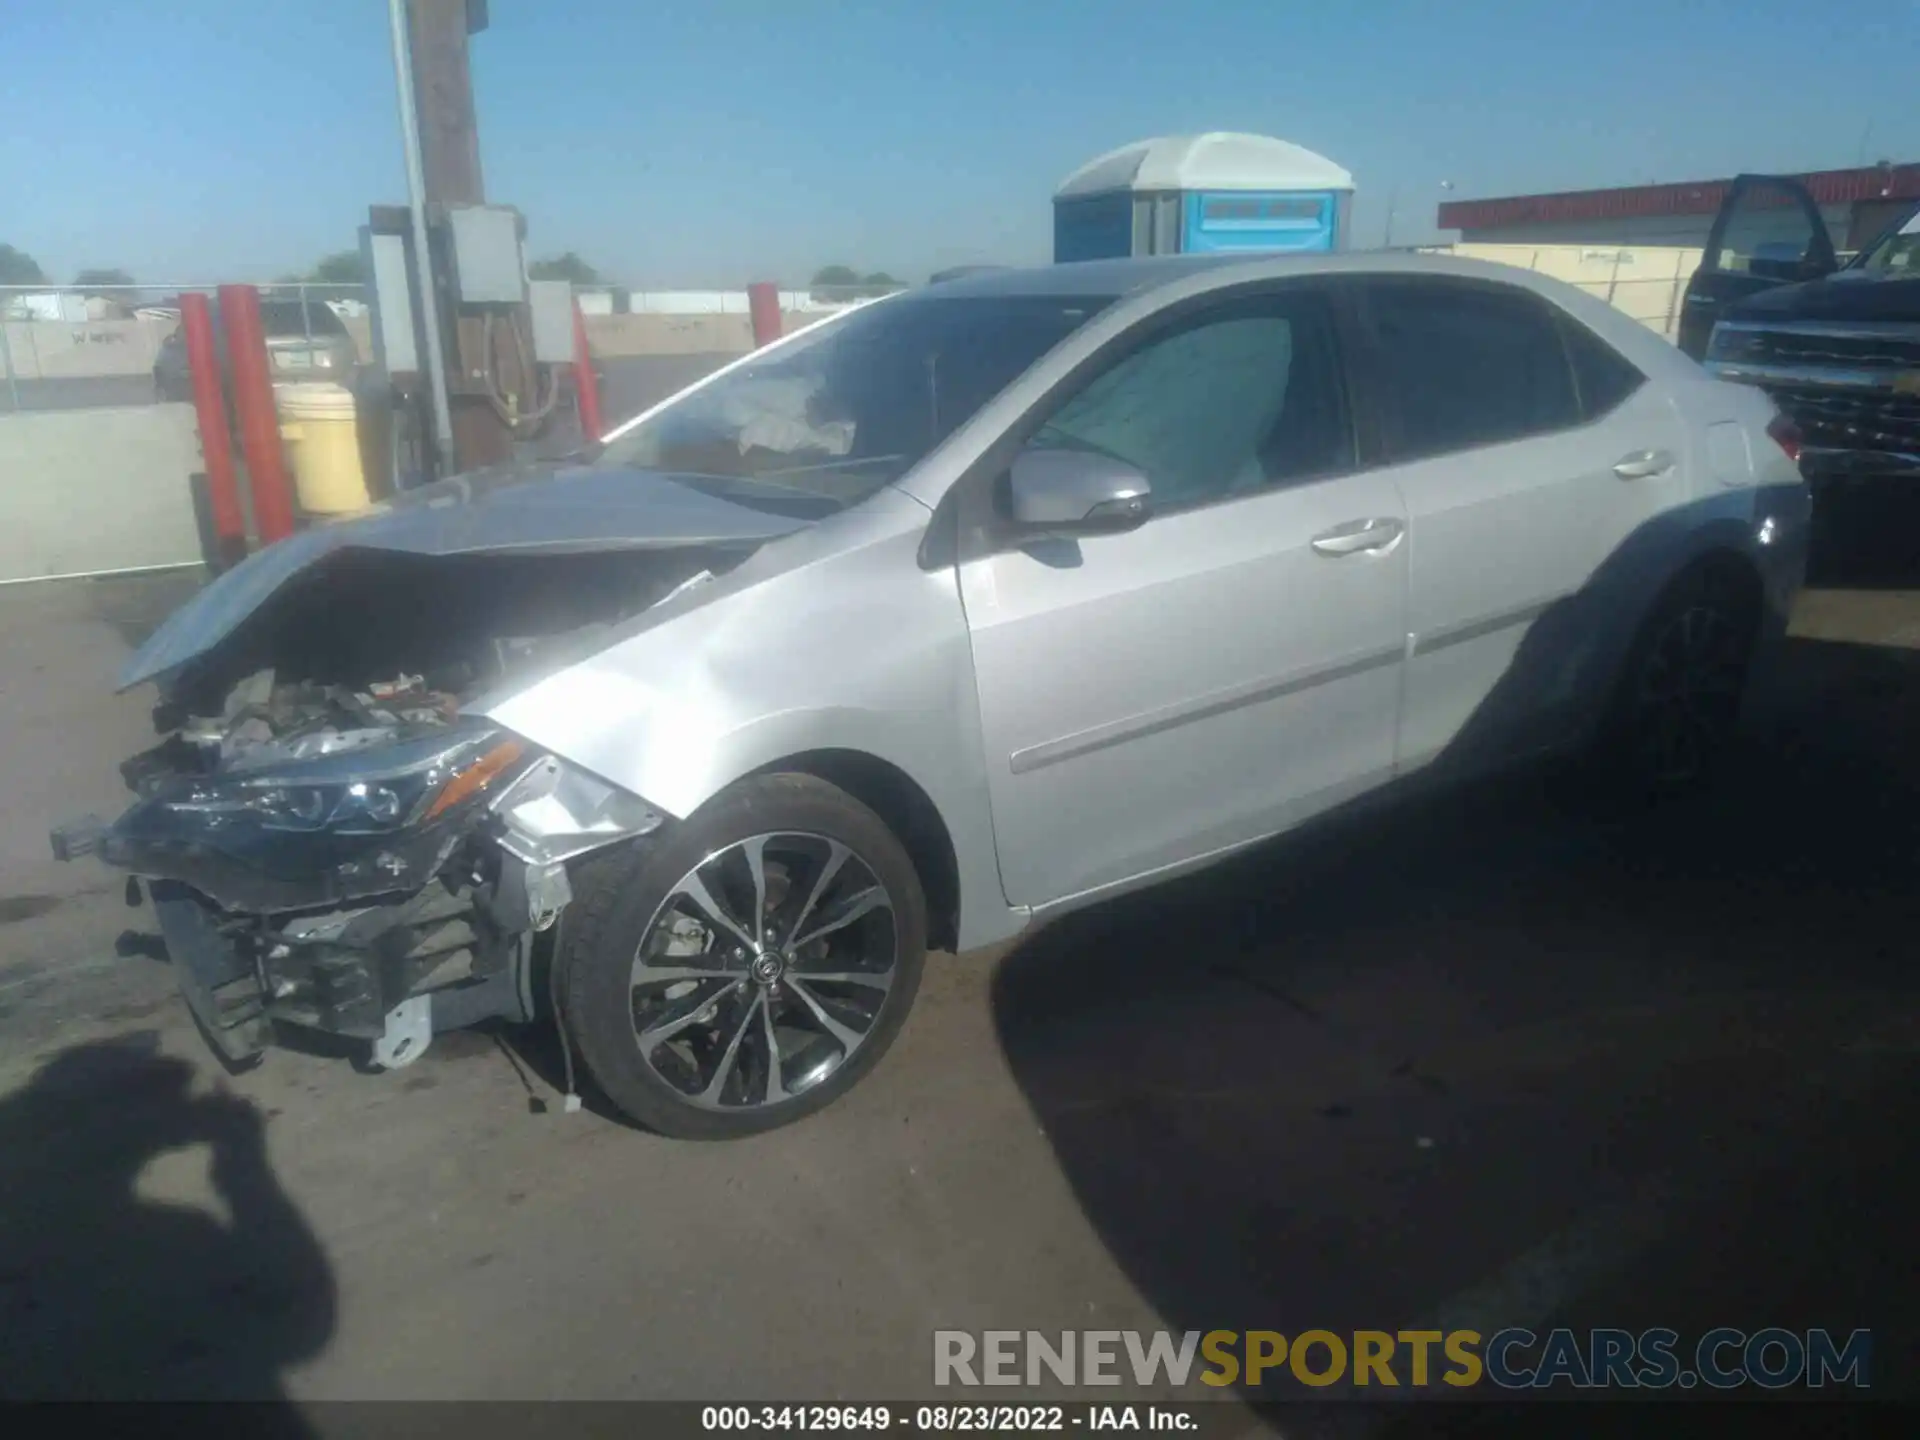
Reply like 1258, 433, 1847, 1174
1053, 133, 1355, 262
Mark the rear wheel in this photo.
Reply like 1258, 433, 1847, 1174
1584, 565, 1758, 805
558, 773, 927, 1139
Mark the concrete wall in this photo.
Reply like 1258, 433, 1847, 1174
0, 405, 204, 583
581, 310, 822, 358
3, 308, 825, 381
1, 318, 171, 381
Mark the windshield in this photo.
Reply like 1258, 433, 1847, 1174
1849, 208, 1920, 276
594, 292, 1113, 509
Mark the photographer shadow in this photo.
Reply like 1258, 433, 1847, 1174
0, 1032, 334, 1418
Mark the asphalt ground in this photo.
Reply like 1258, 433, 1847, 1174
0, 483, 1914, 1431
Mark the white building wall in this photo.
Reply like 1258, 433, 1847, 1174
1438, 243, 1703, 339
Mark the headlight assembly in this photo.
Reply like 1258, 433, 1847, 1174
168, 725, 531, 835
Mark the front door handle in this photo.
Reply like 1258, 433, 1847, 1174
1311, 517, 1405, 556
1613, 449, 1675, 480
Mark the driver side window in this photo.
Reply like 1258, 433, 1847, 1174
1025, 291, 1352, 514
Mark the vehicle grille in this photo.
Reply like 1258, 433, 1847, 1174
1724, 327, 1920, 369
1765, 385, 1920, 455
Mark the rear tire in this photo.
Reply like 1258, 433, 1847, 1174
558, 772, 927, 1139
1578, 564, 1758, 810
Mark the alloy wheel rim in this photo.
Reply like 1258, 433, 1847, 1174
1632, 602, 1746, 786
628, 832, 897, 1111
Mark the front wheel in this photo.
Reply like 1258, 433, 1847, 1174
557, 773, 927, 1139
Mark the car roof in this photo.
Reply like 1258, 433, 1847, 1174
919, 253, 1252, 300
923, 248, 1599, 299
912, 249, 1697, 384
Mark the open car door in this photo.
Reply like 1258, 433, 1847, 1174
1677, 174, 1839, 360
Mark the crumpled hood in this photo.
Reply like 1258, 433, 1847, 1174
120, 462, 811, 691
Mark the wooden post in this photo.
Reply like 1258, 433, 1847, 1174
407, 0, 514, 472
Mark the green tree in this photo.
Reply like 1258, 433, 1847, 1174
0, 243, 47, 287
811, 265, 900, 299
73, 267, 136, 293
528, 252, 602, 286
308, 250, 367, 285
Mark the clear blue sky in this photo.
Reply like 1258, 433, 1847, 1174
2, 0, 1914, 286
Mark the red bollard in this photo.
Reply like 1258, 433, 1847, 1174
217, 283, 296, 545
572, 297, 604, 443
178, 293, 245, 564
747, 281, 781, 349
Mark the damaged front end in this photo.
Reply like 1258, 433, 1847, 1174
56, 667, 664, 1069
46, 457, 814, 1069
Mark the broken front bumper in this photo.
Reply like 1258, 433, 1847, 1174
52, 735, 665, 1068
144, 876, 541, 1070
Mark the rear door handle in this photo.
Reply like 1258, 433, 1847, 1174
1311, 517, 1405, 556
1613, 449, 1675, 480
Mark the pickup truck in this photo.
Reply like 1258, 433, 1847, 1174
1679, 174, 1919, 482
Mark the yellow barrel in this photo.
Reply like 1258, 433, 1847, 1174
276, 382, 372, 516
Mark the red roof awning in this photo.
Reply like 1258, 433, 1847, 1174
1437, 163, 1920, 232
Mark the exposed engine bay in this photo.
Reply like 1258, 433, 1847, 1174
55, 542, 744, 1071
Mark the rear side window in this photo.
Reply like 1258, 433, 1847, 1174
1556, 313, 1646, 420
1361, 278, 1580, 461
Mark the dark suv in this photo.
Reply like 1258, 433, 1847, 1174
1678, 173, 1919, 482
153, 296, 359, 403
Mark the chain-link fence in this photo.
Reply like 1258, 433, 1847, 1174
0, 283, 369, 413
2, 281, 907, 414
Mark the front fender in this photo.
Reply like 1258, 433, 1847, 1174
477, 494, 1026, 952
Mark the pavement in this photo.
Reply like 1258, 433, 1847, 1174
0, 486, 1915, 1427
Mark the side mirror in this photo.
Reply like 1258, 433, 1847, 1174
1007, 447, 1152, 538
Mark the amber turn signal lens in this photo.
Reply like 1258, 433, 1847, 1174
421, 739, 525, 822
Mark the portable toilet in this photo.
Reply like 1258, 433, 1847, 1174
1053, 132, 1355, 263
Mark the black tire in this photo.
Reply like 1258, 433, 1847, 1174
557, 772, 927, 1139
1579, 563, 1759, 809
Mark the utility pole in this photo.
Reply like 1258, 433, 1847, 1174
405, 0, 518, 471
386, 0, 455, 472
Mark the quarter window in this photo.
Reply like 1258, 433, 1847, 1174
1362, 279, 1580, 461
1557, 313, 1646, 420
1022, 292, 1352, 513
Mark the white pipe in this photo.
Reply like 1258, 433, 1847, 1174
386, 0, 457, 474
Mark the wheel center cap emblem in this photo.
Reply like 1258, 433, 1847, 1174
751, 952, 785, 984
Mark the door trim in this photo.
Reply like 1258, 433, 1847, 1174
1411, 594, 1568, 656
1007, 640, 1405, 774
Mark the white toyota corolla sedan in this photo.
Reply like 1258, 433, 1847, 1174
60, 253, 1810, 1137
